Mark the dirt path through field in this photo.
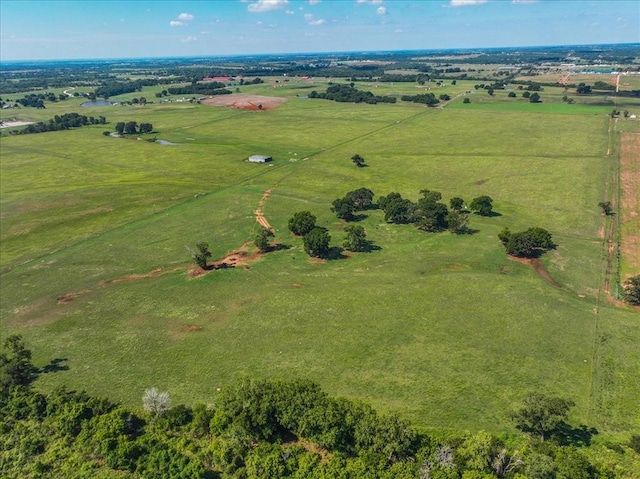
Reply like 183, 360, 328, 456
508, 256, 561, 287
255, 189, 273, 231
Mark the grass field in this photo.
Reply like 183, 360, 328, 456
2, 78, 639, 437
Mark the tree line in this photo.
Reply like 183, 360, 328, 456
309, 84, 397, 104
1, 335, 637, 478
167, 83, 232, 96
112, 121, 153, 135
10, 113, 107, 135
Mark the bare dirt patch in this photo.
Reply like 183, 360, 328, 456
188, 246, 262, 278
474, 178, 489, 185
107, 268, 165, 284
183, 325, 203, 333
56, 290, 90, 304
201, 94, 287, 111
619, 132, 640, 273
508, 256, 560, 287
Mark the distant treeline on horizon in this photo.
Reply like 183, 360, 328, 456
1, 42, 638, 68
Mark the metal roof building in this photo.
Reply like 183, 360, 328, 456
248, 155, 272, 163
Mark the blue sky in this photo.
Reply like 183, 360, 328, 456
0, 0, 638, 61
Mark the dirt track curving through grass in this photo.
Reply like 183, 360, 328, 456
255, 189, 273, 231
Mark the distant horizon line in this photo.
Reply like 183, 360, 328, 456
1, 41, 638, 65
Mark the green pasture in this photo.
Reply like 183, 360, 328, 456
1, 80, 638, 437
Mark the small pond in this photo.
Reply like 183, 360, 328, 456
81, 100, 114, 107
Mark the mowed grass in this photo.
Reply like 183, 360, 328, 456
1, 81, 638, 436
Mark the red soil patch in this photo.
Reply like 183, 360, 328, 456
183, 325, 203, 333
188, 247, 262, 278
292, 283, 303, 288
201, 94, 287, 111
508, 256, 560, 287
619, 132, 640, 273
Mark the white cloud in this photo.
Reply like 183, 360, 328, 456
247, 0, 289, 13
449, 0, 488, 6
376, 6, 387, 15
178, 12, 194, 21
395, 28, 403, 33
356, 0, 383, 3
182, 36, 197, 43
286, 9, 294, 14
309, 0, 321, 4
512, 0, 537, 3
304, 12, 325, 25
170, 21, 185, 27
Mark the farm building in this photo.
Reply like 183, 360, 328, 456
249, 155, 272, 163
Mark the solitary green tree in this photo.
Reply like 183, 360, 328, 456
351, 154, 366, 167
303, 227, 331, 258
331, 197, 356, 221
598, 201, 613, 216
254, 227, 274, 252
346, 188, 375, 210
343, 225, 367, 252
470, 196, 494, 216
510, 392, 575, 442
0, 335, 38, 393
288, 211, 317, 236
192, 242, 212, 270
446, 210, 470, 234
450, 197, 465, 212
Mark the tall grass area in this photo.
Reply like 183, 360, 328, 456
2, 80, 639, 437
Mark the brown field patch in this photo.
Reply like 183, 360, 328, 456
201, 94, 287, 111
620, 132, 640, 273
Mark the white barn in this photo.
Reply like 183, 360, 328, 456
248, 155, 272, 163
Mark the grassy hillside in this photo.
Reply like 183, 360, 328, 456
2, 79, 639, 437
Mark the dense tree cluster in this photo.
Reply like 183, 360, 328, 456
114, 121, 153, 135
622, 274, 640, 305
377, 190, 491, 235
14, 92, 60, 108
11, 113, 107, 135
576, 83, 592, 94
309, 84, 396, 104
400, 93, 440, 106
498, 227, 554, 258
1, 337, 634, 479
94, 78, 167, 99
167, 83, 232, 96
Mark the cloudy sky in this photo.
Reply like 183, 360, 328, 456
0, 0, 638, 61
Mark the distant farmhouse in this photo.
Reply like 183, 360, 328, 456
249, 155, 272, 163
